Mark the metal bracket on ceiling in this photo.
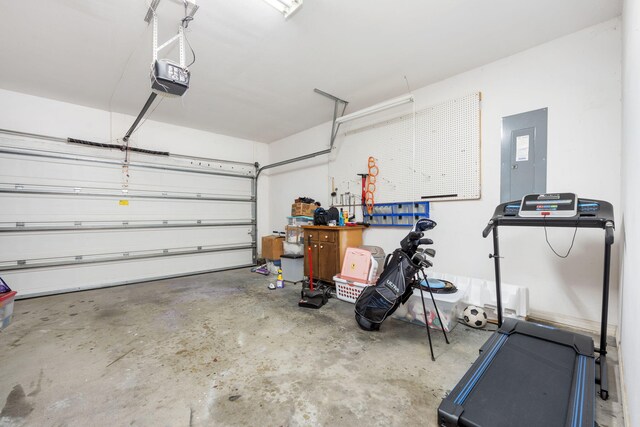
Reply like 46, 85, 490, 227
144, 0, 199, 68
314, 88, 348, 150
262, 0, 303, 19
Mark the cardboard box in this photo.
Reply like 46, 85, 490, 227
262, 235, 284, 260
291, 202, 316, 217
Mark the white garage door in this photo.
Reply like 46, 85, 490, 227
0, 130, 257, 297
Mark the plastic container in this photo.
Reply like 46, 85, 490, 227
372, 205, 393, 214
283, 242, 304, 255
285, 225, 303, 244
395, 203, 412, 214
281, 254, 304, 283
266, 260, 281, 274
413, 203, 429, 214
340, 248, 372, 282
333, 275, 370, 303
395, 215, 413, 226
287, 216, 314, 226
378, 215, 393, 225
360, 245, 385, 262
359, 246, 385, 280
0, 291, 17, 330
391, 282, 466, 332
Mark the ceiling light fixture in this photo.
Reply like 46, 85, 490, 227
335, 94, 415, 125
262, 0, 303, 19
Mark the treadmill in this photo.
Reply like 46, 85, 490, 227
438, 194, 614, 427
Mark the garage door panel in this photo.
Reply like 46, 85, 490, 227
0, 196, 253, 223
0, 226, 254, 260
0, 152, 253, 197
0, 132, 257, 296
1, 249, 253, 297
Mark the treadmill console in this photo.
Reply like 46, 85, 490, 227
518, 193, 577, 218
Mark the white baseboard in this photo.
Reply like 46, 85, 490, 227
618, 337, 630, 427
529, 308, 618, 338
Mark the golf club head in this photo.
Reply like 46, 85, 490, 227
411, 251, 425, 265
415, 218, 437, 232
401, 231, 424, 251
424, 248, 436, 257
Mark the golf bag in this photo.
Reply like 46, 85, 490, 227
354, 249, 418, 331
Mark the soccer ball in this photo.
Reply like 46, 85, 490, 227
463, 305, 488, 328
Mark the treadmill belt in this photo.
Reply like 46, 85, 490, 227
461, 334, 576, 427
439, 319, 596, 427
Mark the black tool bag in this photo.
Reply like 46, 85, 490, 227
327, 207, 340, 223
313, 207, 328, 225
354, 249, 417, 331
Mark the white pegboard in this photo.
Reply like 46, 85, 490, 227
329, 92, 481, 204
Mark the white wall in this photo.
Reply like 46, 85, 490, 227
0, 88, 267, 170
267, 18, 622, 332
619, 0, 639, 424
0, 88, 270, 296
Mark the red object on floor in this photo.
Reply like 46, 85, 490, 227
307, 238, 314, 292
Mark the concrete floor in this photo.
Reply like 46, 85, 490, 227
0, 268, 625, 427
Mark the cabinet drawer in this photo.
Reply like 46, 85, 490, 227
304, 231, 320, 242
319, 232, 336, 243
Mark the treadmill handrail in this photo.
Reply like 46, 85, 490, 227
487, 198, 615, 231
482, 196, 615, 401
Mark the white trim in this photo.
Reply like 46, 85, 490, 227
529, 308, 617, 337
618, 336, 630, 427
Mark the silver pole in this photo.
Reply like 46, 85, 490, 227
1, 244, 255, 272
0, 187, 253, 203
0, 221, 254, 233
0, 128, 256, 168
251, 164, 259, 264
0, 146, 254, 180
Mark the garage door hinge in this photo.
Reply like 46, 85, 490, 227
75, 256, 83, 261
16, 222, 25, 227
197, 246, 202, 251
74, 221, 82, 226
163, 220, 168, 225
197, 220, 202, 224
17, 260, 26, 265
122, 221, 129, 226
123, 252, 130, 257
163, 249, 169, 254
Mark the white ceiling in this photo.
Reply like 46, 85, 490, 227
0, 0, 621, 143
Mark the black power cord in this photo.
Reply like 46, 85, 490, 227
183, 30, 196, 68
543, 218, 579, 258
181, 1, 196, 68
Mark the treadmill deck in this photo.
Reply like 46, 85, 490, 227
438, 319, 595, 427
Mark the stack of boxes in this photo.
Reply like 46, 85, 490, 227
260, 201, 316, 283
284, 216, 312, 254
280, 207, 314, 283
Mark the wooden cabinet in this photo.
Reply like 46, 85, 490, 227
302, 226, 365, 283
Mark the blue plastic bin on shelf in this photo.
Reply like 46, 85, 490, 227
365, 202, 430, 227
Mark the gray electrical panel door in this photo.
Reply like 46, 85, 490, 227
500, 108, 548, 202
